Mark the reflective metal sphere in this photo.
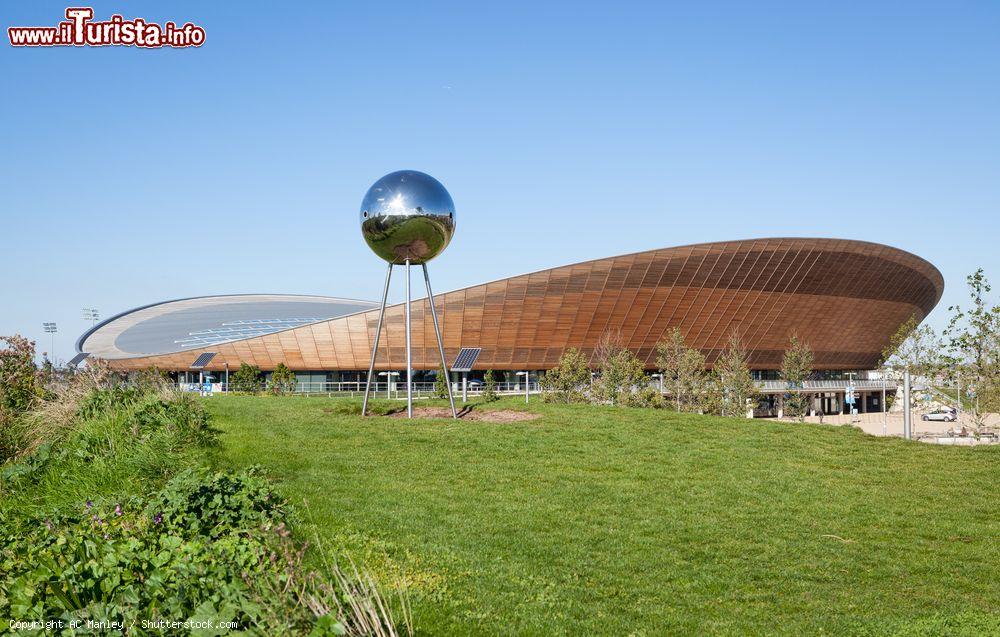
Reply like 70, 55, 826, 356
360, 170, 456, 264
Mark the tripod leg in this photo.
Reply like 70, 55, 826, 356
362, 262, 393, 416
405, 259, 413, 418
423, 263, 457, 419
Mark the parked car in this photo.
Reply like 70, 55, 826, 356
466, 379, 484, 388
922, 409, 957, 422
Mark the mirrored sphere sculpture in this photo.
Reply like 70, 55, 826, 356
360, 170, 456, 265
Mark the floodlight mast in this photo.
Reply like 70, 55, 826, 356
358, 171, 458, 420
42, 322, 57, 366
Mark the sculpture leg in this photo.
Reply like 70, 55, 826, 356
405, 259, 413, 418
362, 262, 393, 416
423, 263, 457, 419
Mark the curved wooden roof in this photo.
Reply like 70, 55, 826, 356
101, 238, 943, 371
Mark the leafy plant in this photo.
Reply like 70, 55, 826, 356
433, 365, 450, 400
482, 370, 498, 402
780, 335, 814, 422
231, 362, 264, 394
592, 331, 646, 406
270, 362, 297, 396
704, 330, 757, 417
541, 348, 591, 403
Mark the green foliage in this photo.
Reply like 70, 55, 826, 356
0, 469, 345, 635
269, 362, 297, 396
1, 384, 405, 636
882, 313, 943, 378
944, 268, 1000, 425
0, 334, 42, 416
593, 340, 646, 406
780, 335, 814, 421
482, 370, 498, 402
623, 385, 666, 409
541, 348, 590, 403
231, 362, 263, 394
655, 328, 707, 412
705, 330, 758, 417
433, 366, 449, 399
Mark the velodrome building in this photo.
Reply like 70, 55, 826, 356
76, 238, 942, 414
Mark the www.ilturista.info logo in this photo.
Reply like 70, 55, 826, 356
8, 7, 205, 48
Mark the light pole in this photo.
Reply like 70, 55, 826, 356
42, 322, 57, 366
516, 371, 530, 404
379, 371, 400, 399
82, 308, 100, 326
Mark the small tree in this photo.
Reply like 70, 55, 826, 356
269, 363, 296, 395
943, 269, 1000, 427
780, 335, 814, 422
482, 369, 498, 402
231, 362, 263, 394
541, 347, 591, 403
881, 314, 942, 379
592, 332, 646, 406
707, 330, 758, 417
433, 365, 449, 399
656, 328, 707, 412
656, 328, 686, 411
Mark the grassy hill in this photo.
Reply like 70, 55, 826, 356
205, 396, 999, 636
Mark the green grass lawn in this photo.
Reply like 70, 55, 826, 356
204, 396, 999, 636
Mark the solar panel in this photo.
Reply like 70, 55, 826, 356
190, 352, 217, 369
68, 352, 89, 367
452, 347, 481, 372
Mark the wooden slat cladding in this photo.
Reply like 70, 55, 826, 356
105, 238, 943, 373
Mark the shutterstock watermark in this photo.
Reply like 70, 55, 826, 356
8, 7, 205, 48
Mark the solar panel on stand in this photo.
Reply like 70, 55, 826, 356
190, 352, 217, 369
452, 348, 482, 372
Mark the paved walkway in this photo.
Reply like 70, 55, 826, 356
778, 411, 1000, 438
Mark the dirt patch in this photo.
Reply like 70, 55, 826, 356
387, 406, 541, 422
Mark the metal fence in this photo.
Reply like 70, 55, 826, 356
177, 381, 542, 397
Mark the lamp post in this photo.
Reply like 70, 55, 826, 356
42, 322, 57, 366
516, 371, 530, 404
379, 371, 400, 400
82, 308, 100, 326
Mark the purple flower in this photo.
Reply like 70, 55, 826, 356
153, 513, 163, 525
114, 504, 122, 516
85, 500, 93, 510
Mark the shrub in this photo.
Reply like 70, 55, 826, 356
231, 362, 263, 393
269, 362, 297, 396
624, 386, 666, 409
592, 333, 646, 406
433, 365, 449, 399
482, 370, 498, 402
0, 335, 42, 417
541, 348, 591, 403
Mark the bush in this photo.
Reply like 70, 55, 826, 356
0, 335, 42, 418
231, 363, 263, 394
624, 386, 666, 409
541, 348, 591, 403
269, 363, 296, 396
0, 382, 408, 636
433, 366, 449, 399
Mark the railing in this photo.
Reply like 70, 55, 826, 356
756, 379, 896, 393
176, 381, 542, 396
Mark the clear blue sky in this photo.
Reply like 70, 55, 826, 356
2, 1, 998, 364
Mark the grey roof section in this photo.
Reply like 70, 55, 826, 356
68, 352, 90, 367
77, 294, 378, 360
